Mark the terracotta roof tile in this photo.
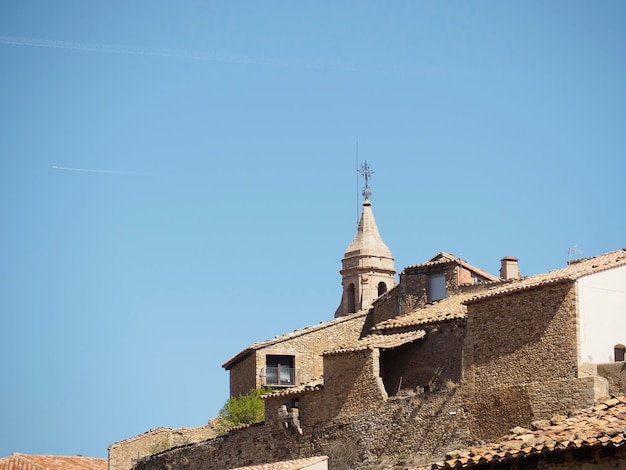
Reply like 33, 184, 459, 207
261, 381, 324, 399
322, 330, 426, 356
373, 294, 473, 332
415, 396, 626, 469
223, 312, 367, 369
465, 249, 626, 304
229, 455, 328, 470
0, 454, 107, 470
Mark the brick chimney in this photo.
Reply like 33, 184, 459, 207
500, 256, 520, 280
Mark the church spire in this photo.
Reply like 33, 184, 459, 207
335, 162, 396, 318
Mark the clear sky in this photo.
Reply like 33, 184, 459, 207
1, 1, 624, 460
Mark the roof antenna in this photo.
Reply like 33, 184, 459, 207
568, 245, 583, 264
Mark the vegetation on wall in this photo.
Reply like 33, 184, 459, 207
218, 387, 271, 432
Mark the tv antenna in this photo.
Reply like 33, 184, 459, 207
568, 245, 583, 264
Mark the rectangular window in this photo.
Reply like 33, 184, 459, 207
265, 355, 295, 386
429, 273, 446, 301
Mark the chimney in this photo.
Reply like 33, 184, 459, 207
500, 256, 520, 280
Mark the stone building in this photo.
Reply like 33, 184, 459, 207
129, 189, 626, 469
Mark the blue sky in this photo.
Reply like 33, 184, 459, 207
1, 1, 624, 459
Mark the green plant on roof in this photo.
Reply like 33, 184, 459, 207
218, 387, 272, 431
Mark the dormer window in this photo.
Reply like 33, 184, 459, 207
615, 345, 625, 362
429, 273, 446, 301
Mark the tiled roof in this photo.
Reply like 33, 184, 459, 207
466, 248, 626, 304
262, 381, 324, 399
373, 293, 473, 332
0, 454, 107, 470
403, 252, 500, 282
322, 330, 426, 356
417, 396, 626, 469
229, 455, 328, 470
222, 312, 367, 369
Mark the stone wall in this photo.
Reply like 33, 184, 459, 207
322, 348, 387, 424
369, 288, 420, 328
108, 424, 217, 470
466, 376, 607, 441
462, 281, 607, 440
229, 352, 257, 397
264, 389, 326, 433
465, 282, 579, 392
597, 362, 626, 396
380, 320, 464, 396
133, 389, 475, 470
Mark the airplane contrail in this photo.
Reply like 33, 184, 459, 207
52, 165, 155, 175
0, 35, 368, 72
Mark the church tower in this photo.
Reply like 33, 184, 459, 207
335, 162, 396, 318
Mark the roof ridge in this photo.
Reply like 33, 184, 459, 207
222, 311, 367, 369
465, 248, 626, 304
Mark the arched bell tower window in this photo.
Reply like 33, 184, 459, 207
347, 283, 356, 313
378, 282, 387, 296
615, 344, 626, 362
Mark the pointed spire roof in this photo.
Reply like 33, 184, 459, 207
344, 198, 392, 258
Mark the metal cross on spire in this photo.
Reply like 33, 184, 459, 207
359, 160, 374, 200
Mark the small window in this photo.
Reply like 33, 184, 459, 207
347, 283, 356, 313
378, 282, 387, 296
429, 273, 446, 301
615, 345, 625, 362
265, 355, 295, 386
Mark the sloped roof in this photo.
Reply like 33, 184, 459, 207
403, 252, 499, 282
417, 396, 626, 469
261, 380, 324, 399
322, 330, 426, 356
229, 455, 328, 470
0, 454, 107, 470
222, 311, 367, 370
343, 198, 393, 259
465, 248, 626, 304
373, 293, 474, 332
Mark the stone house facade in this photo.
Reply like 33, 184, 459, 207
222, 312, 368, 398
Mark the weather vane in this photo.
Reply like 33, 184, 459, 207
359, 160, 374, 200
